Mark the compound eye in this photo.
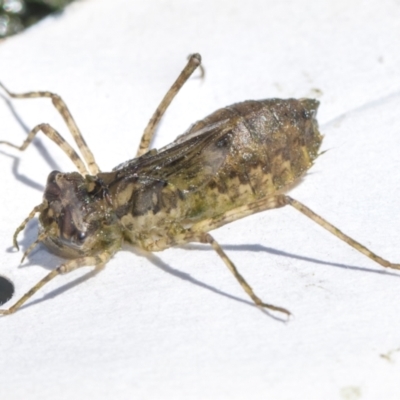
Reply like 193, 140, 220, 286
77, 231, 87, 243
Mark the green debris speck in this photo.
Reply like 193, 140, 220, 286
0, 0, 76, 38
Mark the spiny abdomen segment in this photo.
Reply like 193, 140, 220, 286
184, 98, 323, 219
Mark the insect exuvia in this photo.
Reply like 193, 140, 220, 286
0, 53, 399, 317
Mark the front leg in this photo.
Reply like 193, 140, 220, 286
0, 250, 115, 316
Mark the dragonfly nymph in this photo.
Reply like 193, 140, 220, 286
0, 54, 399, 317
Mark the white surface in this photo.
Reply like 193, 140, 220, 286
1, 0, 400, 399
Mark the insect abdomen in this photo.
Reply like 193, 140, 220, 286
105, 98, 322, 242
184, 98, 322, 219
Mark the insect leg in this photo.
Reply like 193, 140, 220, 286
186, 194, 400, 270
0, 251, 113, 316
0, 82, 99, 174
136, 53, 202, 157
0, 123, 88, 174
12, 202, 46, 250
283, 195, 400, 270
196, 233, 290, 316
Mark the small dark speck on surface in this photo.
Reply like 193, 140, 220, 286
0, 276, 14, 305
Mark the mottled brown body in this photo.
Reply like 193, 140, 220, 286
102, 99, 321, 251
1, 54, 399, 317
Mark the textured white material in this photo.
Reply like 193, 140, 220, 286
1, 0, 400, 399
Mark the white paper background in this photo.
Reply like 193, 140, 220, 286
1, 1, 400, 399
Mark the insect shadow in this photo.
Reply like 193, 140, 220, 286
185, 243, 400, 278
143, 251, 287, 322
0, 151, 45, 192
0, 92, 62, 190
19, 245, 287, 322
